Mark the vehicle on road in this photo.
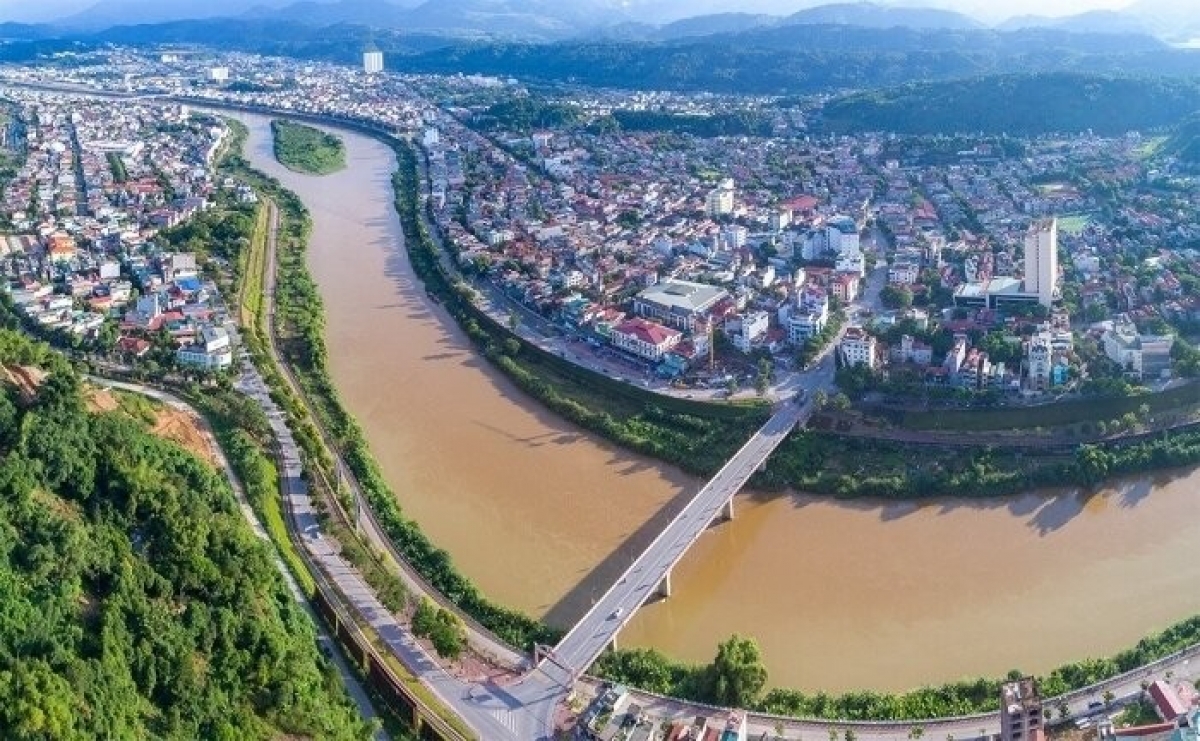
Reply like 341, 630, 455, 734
609, 608, 624, 620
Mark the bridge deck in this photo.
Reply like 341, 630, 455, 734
549, 400, 812, 676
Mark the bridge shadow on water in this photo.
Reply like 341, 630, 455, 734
539, 480, 718, 629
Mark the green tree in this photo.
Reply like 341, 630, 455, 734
1074, 445, 1111, 487
709, 634, 768, 707
429, 608, 467, 661
412, 596, 438, 637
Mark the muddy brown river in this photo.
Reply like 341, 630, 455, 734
237, 113, 1200, 692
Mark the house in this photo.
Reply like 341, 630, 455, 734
611, 317, 682, 361
176, 325, 233, 371
839, 326, 877, 369
724, 311, 769, 353
892, 334, 933, 366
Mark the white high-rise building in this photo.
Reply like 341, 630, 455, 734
209, 67, 229, 83
1024, 218, 1058, 308
363, 50, 384, 75
706, 178, 735, 217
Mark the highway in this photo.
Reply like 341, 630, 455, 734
548, 398, 814, 678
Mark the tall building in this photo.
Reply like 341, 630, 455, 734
1000, 677, 1046, 741
706, 178, 735, 217
363, 50, 384, 75
1024, 218, 1058, 308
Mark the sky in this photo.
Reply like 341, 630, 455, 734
0, 0, 1142, 25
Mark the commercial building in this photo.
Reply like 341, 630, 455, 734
1024, 218, 1059, 308
633, 279, 729, 332
954, 218, 1060, 310
1102, 315, 1174, 381
999, 677, 1045, 741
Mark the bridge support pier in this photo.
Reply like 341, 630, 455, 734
722, 498, 735, 521
659, 570, 673, 599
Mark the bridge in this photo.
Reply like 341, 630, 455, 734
542, 398, 816, 679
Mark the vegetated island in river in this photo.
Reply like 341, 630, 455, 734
271, 119, 347, 175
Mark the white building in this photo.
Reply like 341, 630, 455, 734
611, 317, 681, 361
1102, 316, 1174, 381
363, 50, 384, 75
722, 224, 748, 251
1026, 331, 1054, 391
725, 311, 769, 353
177, 325, 233, 371
706, 178, 735, 217
209, 67, 229, 83
1024, 218, 1059, 308
633, 279, 729, 332
838, 326, 877, 369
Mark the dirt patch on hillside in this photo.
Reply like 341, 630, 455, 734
151, 407, 219, 467
1, 364, 46, 402
87, 387, 120, 413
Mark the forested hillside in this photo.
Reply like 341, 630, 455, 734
0, 328, 370, 740
1162, 114, 1200, 163
820, 73, 1200, 136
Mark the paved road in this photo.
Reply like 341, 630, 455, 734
548, 399, 813, 678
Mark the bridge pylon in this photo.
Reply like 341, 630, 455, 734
722, 498, 735, 521
658, 570, 673, 599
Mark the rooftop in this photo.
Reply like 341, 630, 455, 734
637, 279, 727, 314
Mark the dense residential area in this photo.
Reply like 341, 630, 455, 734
0, 25, 1199, 741
4, 50, 1197, 410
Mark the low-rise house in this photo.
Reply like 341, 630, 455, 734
611, 317, 682, 361
839, 326, 878, 369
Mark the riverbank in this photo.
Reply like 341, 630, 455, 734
271, 119, 346, 175
220, 109, 1200, 700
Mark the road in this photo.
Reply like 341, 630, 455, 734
86, 376, 389, 741
77, 98, 1200, 738
548, 399, 813, 678
258, 201, 527, 671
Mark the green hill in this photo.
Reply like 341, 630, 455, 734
1161, 114, 1200, 162
821, 73, 1200, 136
0, 329, 370, 740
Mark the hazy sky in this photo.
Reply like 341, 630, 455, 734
0, 0, 1141, 25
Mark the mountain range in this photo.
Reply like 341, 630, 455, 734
26, 0, 1200, 42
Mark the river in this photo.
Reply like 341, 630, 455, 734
235, 113, 1200, 693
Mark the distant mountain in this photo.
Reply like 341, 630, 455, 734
999, 11, 1150, 36
394, 0, 627, 38
655, 13, 776, 41
704, 22, 1165, 55
0, 23, 60, 40
783, 2, 981, 30
240, 0, 412, 28
1125, 0, 1200, 41
58, 0, 292, 29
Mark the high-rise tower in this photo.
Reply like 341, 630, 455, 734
1023, 218, 1058, 308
